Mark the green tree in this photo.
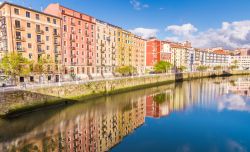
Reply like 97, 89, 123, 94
196, 65, 209, 72
0, 52, 31, 85
154, 61, 172, 73
32, 56, 54, 82
32, 56, 53, 75
115, 65, 137, 76
153, 93, 166, 104
178, 65, 187, 72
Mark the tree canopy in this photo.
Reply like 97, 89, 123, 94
154, 61, 172, 73
115, 65, 137, 76
0, 52, 31, 84
196, 65, 209, 72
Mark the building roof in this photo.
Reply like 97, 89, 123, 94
0, 1, 61, 19
213, 50, 230, 55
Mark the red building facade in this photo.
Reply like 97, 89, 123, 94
146, 38, 162, 67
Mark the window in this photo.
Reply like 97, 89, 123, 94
46, 46, 49, 50
16, 42, 22, 50
27, 33, 31, 38
47, 17, 50, 23
29, 53, 32, 59
15, 20, 20, 28
53, 19, 56, 24
37, 35, 41, 42
36, 25, 41, 32
26, 11, 30, 18
16, 31, 21, 39
63, 25, 67, 32
45, 27, 49, 32
28, 43, 32, 48
14, 8, 19, 15
46, 36, 49, 41
35, 14, 39, 20
27, 22, 31, 28
53, 29, 57, 35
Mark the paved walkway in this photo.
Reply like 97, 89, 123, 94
0, 73, 174, 93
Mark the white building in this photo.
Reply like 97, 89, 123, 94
230, 56, 250, 70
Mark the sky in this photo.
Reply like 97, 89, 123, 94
2, 0, 250, 49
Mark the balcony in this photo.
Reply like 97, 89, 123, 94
53, 32, 60, 37
70, 38, 75, 42
71, 47, 76, 50
16, 36, 26, 42
71, 62, 77, 66
54, 41, 60, 46
14, 26, 25, 31
38, 49, 45, 54
55, 60, 62, 64
37, 40, 45, 44
36, 29, 44, 34
17, 47, 26, 52
54, 50, 61, 54
70, 54, 76, 58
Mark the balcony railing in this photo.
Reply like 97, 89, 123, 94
36, 29, 44, 34
17, 47, 26, 52
16, 36, 26, 42
37, 40, 45, 44
54, 41, 60, 46
53, 33, 60, 37
71, 62, 77, 66
70, 54, 76, 58
54, 51, 61, 54
38, 49, 45, 54
14, 26, 25, 31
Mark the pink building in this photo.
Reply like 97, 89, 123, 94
44, 3, 96, 80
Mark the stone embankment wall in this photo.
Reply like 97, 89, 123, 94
0, 70, 249, 117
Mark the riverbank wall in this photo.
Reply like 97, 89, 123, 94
0, 70, 249, 117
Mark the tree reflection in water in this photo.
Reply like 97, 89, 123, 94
0, 76, 249, 152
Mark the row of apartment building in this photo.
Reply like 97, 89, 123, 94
0, 2, 249, 83
0, 2, 146, 82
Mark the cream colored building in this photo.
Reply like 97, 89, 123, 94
132, 35, 146, 74
0, 2, 62, 83
96, 19, 118, 77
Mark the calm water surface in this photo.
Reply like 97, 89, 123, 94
0, 76, 250, 152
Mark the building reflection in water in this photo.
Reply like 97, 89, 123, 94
0, 76, 249, 152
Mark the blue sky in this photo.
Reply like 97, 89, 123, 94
3, 0, 250, 49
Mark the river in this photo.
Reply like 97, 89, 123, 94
0, 76, 250, 152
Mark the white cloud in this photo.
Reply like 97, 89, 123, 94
165, 21, 250, 49
217, 94, 250, 112
129, 27, 158, 39
166, 23, 198, 36
130, 0, 149, 10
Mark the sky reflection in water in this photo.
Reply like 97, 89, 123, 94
0, 76, 250, 152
